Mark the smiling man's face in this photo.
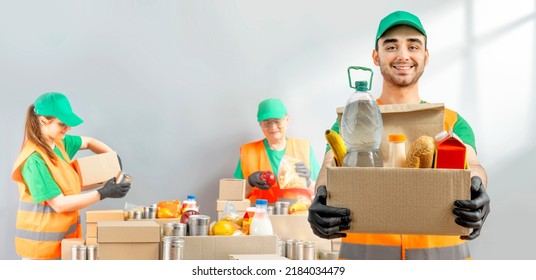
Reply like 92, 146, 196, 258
373, 25, 429, 88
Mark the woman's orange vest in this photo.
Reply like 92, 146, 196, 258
240, 138, 313, 204
11, 139, 82, 260
338, 105, 470, 260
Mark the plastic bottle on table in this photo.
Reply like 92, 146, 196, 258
249, 199, 273, 236
386, 134, 407, 168
181, 195, 199, 213
341, 67, 383, 167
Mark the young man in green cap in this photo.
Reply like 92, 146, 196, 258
308, 11, 490, 259
11, 92, 131, 259
234, 98, 320, 205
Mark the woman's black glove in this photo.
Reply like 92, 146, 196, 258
453, 176, 490, 240
97, 177, 131, 200
247, 171, 270, 190
308, 185, 352, 239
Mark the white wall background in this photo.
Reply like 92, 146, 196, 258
1, 0, 535, 260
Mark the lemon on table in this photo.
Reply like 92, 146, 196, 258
212, 220, 235, 235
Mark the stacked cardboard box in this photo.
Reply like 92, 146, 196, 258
182, 235, 278, 260
98, 220, 160, 260
85, 210, 124, 246
217, 178, 249, 219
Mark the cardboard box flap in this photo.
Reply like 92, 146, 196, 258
327, 166, 471, 235
337, 103, 444, 162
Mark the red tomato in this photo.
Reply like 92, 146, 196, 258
260, 171, 276, 186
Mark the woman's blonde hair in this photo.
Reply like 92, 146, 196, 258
23, 105, 58, 165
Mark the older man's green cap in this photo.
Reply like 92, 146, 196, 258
257, 98, 287, 122
34, 92, 83, 127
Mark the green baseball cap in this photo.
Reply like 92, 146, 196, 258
257, 98, 287, 122
33, 92, 83, 127
376, 11, 427, 44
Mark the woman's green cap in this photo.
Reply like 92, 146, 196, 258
33, 92, 83, 127
376, 11, 427, 44
257, 98, 287, 122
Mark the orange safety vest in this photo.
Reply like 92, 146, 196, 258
240, 138, 313, 204
12, 139, 82, 260
339, 105, 470, 260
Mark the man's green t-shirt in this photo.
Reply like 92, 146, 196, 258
21, 135, 82, 203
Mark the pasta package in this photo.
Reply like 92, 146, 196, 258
278, 156, 308, 189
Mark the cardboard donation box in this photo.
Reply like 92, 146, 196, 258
97, 220, 160, 260
219, 178, 246, 200
85, 209, 125, 240
330, 103, 471, 236
73, 151, 121, 189
181, 235, 278, 260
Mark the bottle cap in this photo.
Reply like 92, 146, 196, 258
187, 195, 196, 200
355, 81, 368, 91
255, 199, 268, 205
388, 134, 406, 142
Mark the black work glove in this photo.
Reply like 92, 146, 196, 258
295, 162, 311, 186
247, 171, 270, 190
308, 185, 352, 239
97, 177, 131, 200
453, 176, 490, 240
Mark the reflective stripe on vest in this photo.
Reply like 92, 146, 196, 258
240, 138, 312, 204
339, 240, 470, 260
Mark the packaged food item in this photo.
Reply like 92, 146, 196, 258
157, 200, 181, 218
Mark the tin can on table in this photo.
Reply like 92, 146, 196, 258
86, 245, 98, 260
162, 236, 184, 260
71, 244, 87, 260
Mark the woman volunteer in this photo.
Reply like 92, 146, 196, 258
11, 92, 131, 260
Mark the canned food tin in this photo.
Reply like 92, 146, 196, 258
318, 250, 339, 260
144, 206, 157, 219
275, 201, 290, 215
296, 241, 305, 260
266, 205, 275, 215
303, 242, 316, 260
86, 245, 98, 260
162, 236, 184, 260
286, 239, 297, 260
277, 238, 286, 257
132, 210, 143, 219
71, 244, 87, 260
163, 222, 187, 237
188, 215, 210, 236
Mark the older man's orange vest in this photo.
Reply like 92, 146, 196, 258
12, 139, 82, 260
240, 138, 313, 204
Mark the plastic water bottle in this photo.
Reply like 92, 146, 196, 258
341, 66, 383, 167
249, 199, 273, 235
